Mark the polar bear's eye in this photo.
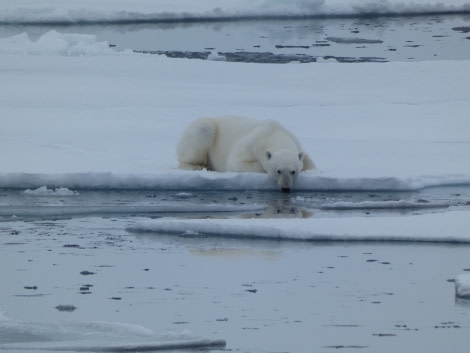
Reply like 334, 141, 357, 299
277, 170, 281, 175
291, 171, 296, 176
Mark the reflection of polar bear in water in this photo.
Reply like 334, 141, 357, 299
177, 116, 315, 192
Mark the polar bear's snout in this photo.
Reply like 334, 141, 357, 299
274, 168, 297, 193
265, 150, 302, 192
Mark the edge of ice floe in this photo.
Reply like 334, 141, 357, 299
0, 338, 227, 352
2, 171, 470, 192
128, 210, 470, 244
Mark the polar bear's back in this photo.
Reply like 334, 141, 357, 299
207, 116, 258, 171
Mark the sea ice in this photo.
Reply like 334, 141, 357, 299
455, 273, 470, 299
23, 186, 79, 196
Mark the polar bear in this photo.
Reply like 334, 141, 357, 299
176, 116, 315, 192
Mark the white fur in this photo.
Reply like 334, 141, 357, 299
177, 116, 315, 191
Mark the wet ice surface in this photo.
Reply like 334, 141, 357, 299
1, 188, 470, 352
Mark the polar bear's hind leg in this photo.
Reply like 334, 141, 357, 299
177, 118, 216, 170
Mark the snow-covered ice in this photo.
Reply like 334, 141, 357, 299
130, 210, 470, 243
1, 22, 470, 241
1, 31, 470, 185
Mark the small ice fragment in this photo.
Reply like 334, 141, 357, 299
208, 51, 226, 61
176, 192, 193, 199
455, 273, 470, 298
55, 305, 77, 312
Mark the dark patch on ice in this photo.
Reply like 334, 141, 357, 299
395, 325, 419, 331
326, 36, 383, 44
63, 244, 81, 248
275, 44, 310, 49
327, 324, 360, 327
109, 297, 122, 300
24, 286, 37, 290
80, 284, 93, 294
452, 26, 470, 33
245, 289, 258, 293
322, 56, 387, 63
55, 305, 77, 312
80, 270, 96, 276
373, 333, 397, 337
324, 345, 368, 349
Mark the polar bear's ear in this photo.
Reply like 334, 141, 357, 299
266, 151, 272, 160
298, 152, 304, 161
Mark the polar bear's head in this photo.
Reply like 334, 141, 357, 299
265, 150, 304, 192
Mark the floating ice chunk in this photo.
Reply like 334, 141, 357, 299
175, 192, 193, 199
455, 273, 470, 299
129, 210, 470, 243
24, 186, 79, 196
207, 51, 226, 61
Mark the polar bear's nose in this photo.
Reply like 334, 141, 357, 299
281, 187, 291, 193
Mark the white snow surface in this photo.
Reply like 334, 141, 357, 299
1, 30, 470, 191
1, 0, 470, 24
455, 273, 470, 298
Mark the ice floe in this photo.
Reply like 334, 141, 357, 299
129, 210, 470, 243
455, 273, 470, 299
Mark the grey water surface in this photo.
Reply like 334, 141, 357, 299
1, 186, 470, 352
